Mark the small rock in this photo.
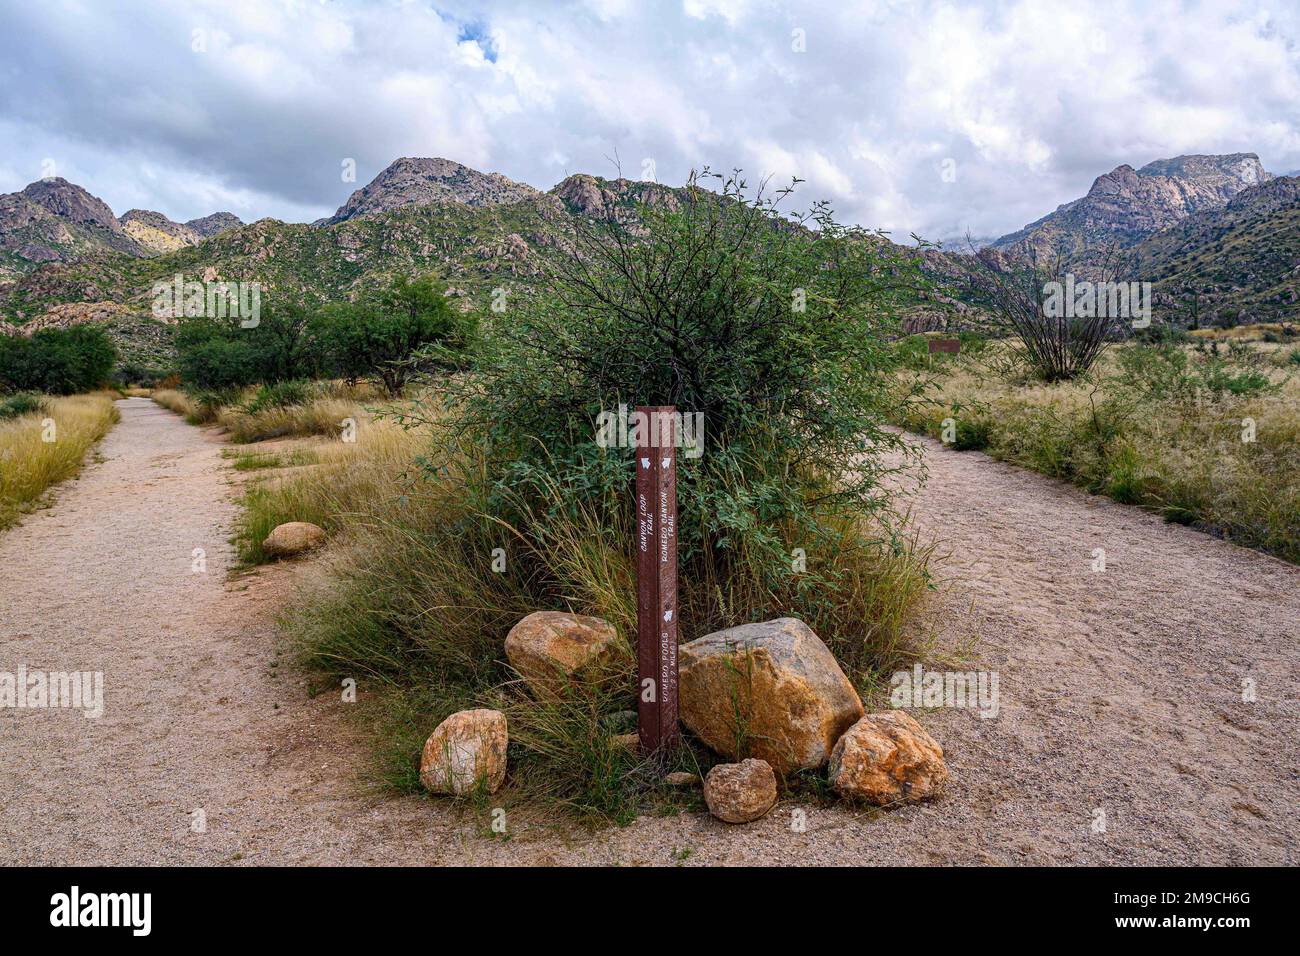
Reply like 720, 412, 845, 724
419, 709, 508, 796
505, 611, 622, 697
261, 521, 326, 557
663, 771, 699, 787
679, 617, 863, 775
703, 759, 777, 823
829, 711, 948, 805
611, 732, 639, 752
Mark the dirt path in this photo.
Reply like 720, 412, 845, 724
2, 403, 1296, 865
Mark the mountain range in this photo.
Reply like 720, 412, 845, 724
989, 153, 1272, 257
1, 152, 1295, 367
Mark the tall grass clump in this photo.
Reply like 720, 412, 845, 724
151, 388, 198, 419
280, 172, 936, 819
0, 392, 119, 528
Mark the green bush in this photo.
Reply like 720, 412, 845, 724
315, 275, 472, 396
285, 175, 937, 818
175, 300, 321, 389
0, 392, 46, 420
952, 415, 992, 450
0, 325, 117, 395
240, 380, 313, 416
1117, 341, 1277, 402
416, 172, 926, 603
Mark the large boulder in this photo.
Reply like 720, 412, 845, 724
703, 759, 778, 823
505, 611, 621, 697
261, 521, 326, 557
679, 618, 863, 775
419, 709, 508, 796
828, 711, 948, 805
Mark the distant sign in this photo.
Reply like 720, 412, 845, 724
928, 338, 961, 354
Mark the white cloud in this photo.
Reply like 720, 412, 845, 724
0, 0, 1296, 240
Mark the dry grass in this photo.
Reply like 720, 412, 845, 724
0, 392, 120, 529
151, 389, 198, 420
1189, 322, 1299, 343
899, 340, 1300, 562
219, 397, 363, 444
233, 412, 418, 563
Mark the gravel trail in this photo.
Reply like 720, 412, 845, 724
1, 402, 1295, 865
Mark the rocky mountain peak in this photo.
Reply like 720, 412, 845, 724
327, 157, 541, 224
21, 177, 124, 234
1137, 152, 1270, 187
184, 211, 244, 239
991, 152, 1276, 258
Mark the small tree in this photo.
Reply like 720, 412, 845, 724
317, 275, 467, 396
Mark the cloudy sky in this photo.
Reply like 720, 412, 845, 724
1, 0, 1298, 242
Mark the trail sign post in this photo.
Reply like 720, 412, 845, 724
635, 405, 680, 755
928, 337, 961, 355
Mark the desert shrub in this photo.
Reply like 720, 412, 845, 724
0, 325, 117, 395
186, 388, 241, 425
175, 331, 260, 391
113, 362, 175, 388
315, 275, 473, 396
280, 175, 936, 818
414, 172, 926, 603
175, 300, 322, 389
240, 380, 313, 416
951, 414, 993, 450
0, 392, 46, 421
1117, 341, 1277, 402
961, 246, 1136, 382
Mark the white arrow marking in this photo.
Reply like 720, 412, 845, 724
661, 457, 670, 469
640, 457, 650, 469
663, 609, 673, 622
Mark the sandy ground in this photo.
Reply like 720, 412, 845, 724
1, 398, 1296, 865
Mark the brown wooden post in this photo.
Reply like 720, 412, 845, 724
635, 405, 680, 755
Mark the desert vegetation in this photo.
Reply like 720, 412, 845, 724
199, 176, 939, 821
897, 333, 1299, 562
0, 391, 119, 528
0, 324, 116, 395
0, 323, 121, 528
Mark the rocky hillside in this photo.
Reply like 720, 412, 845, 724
0, 162, 705, 327
120, 209, 201, 253
3, 151, 1294, 365
0, 178, 145, 277
185, 211, 243, 239
991, 153, 1271, 259
1136, 175, 1300, 325
327, 157, 542, 224
0, 176, 245, 280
